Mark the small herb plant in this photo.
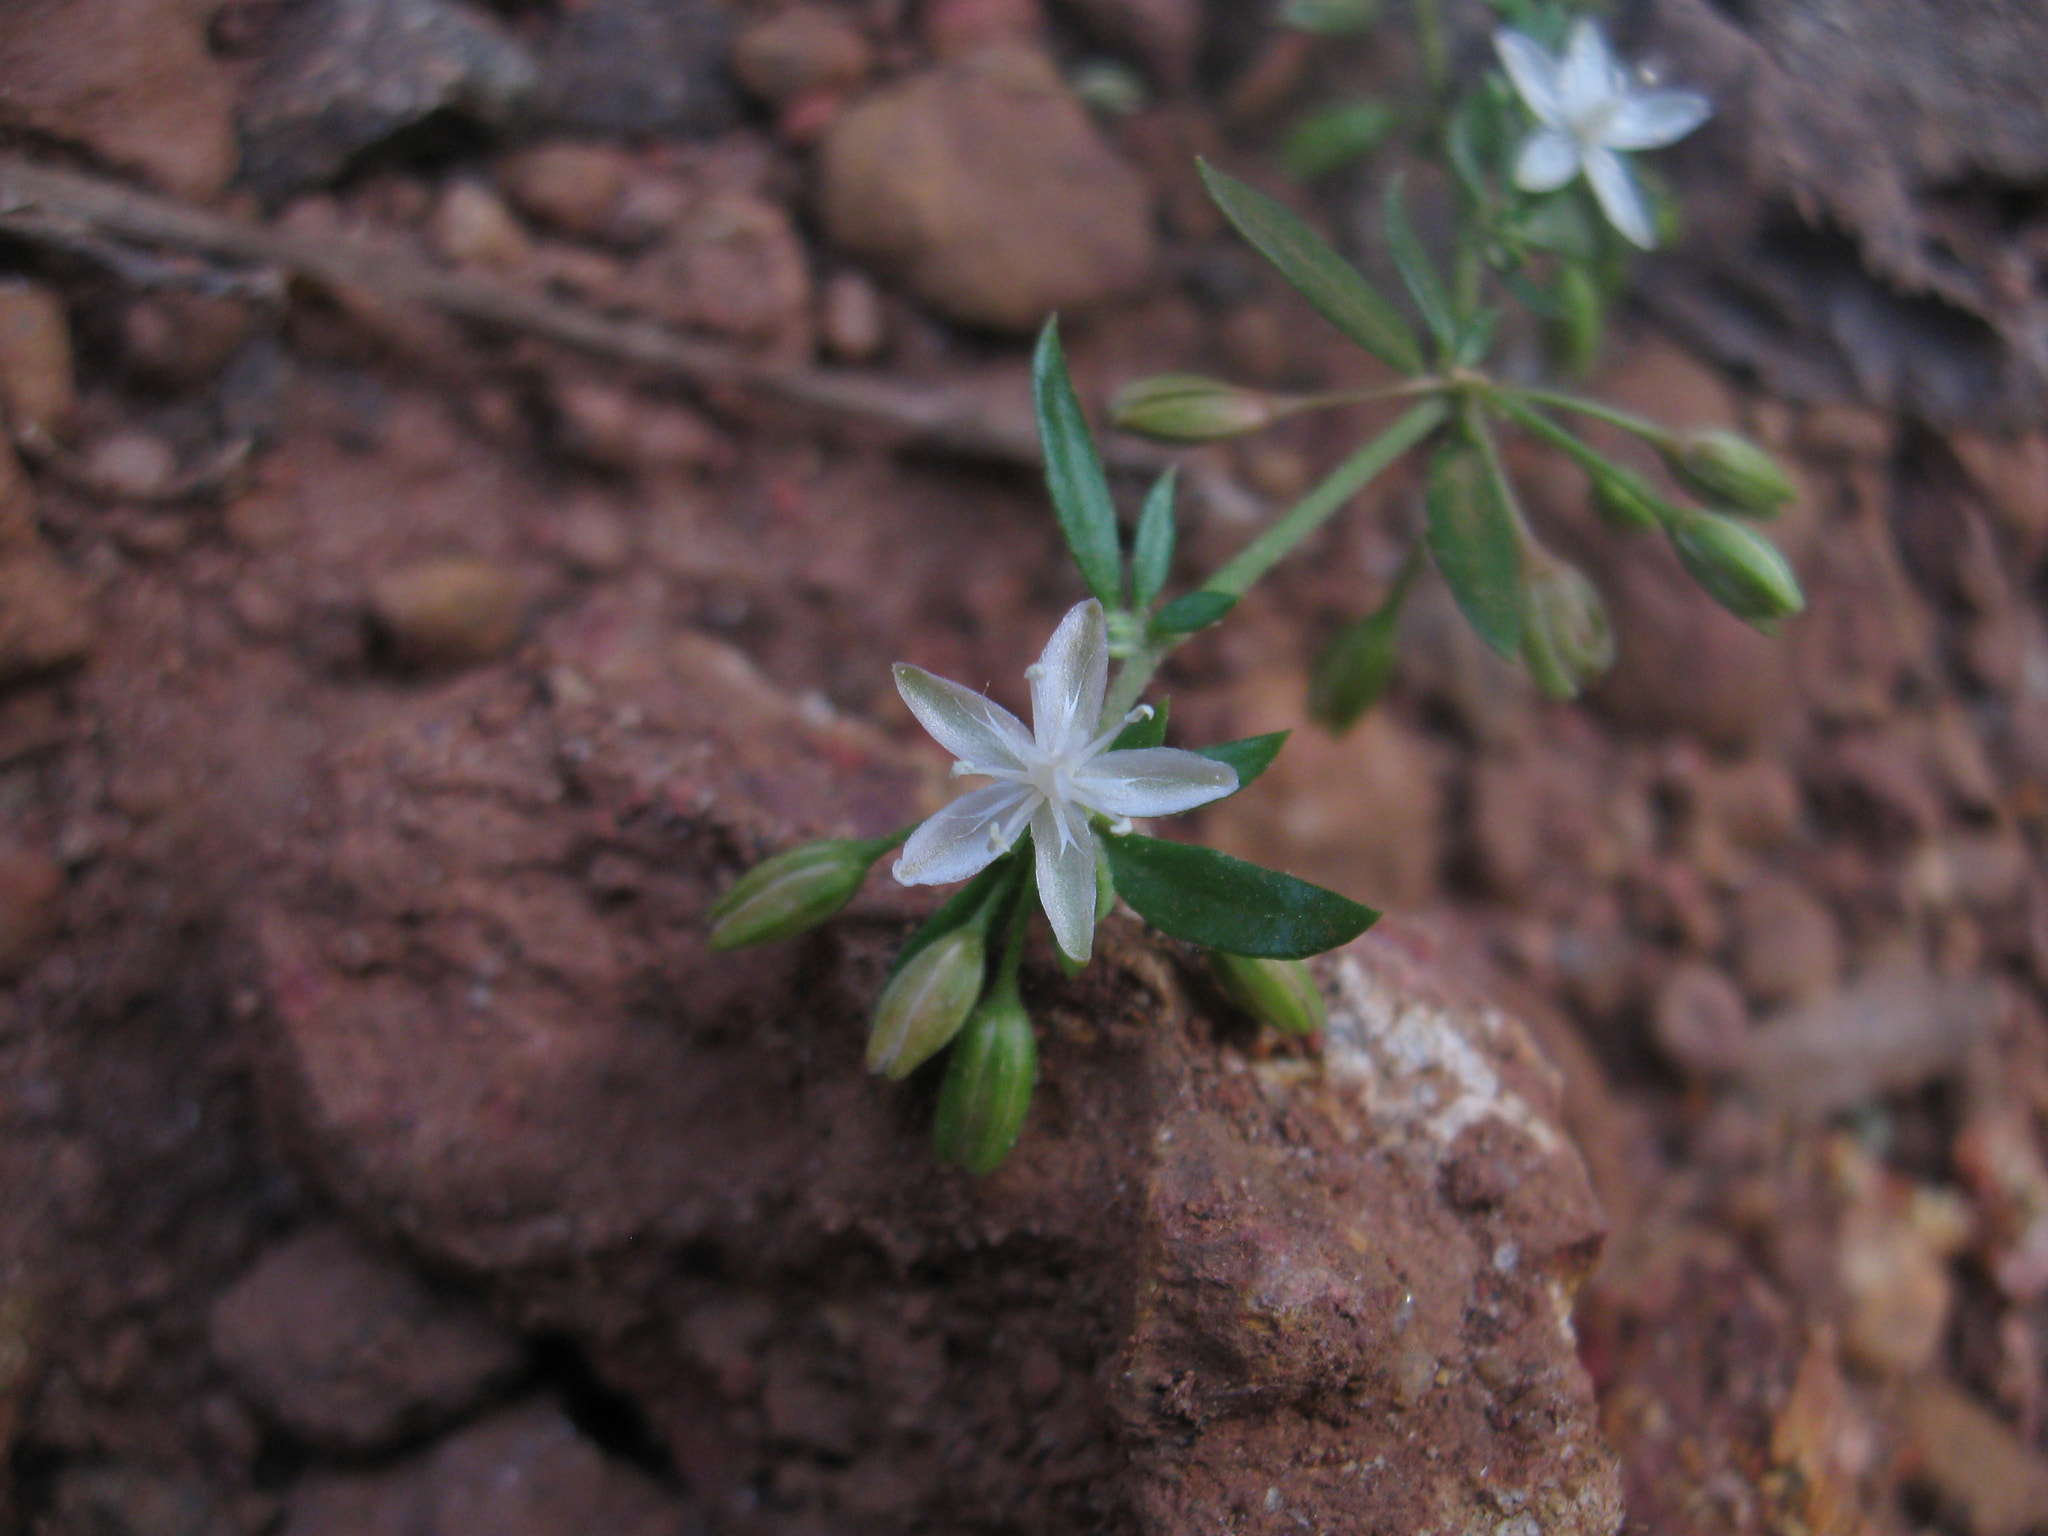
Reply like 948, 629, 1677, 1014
712, 4, 1804, 1171
1116, 7, 1800, 725
712, 323, 1380, 1171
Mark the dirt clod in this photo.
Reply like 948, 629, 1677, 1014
819, 45, 1156, 332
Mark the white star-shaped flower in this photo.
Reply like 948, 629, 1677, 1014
892, 599, 1237, 965
1494, 18, 1710, 249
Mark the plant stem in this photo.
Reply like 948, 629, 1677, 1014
1508, 385, 1670, 446
1099, 396, 1448, 725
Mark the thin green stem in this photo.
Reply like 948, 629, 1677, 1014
1460, 396, 1537, 560
1099, 396, 1449, 724
1210, 397, 1449, 598
1414, 0, 1448, 96
1508, 385, 1671, 447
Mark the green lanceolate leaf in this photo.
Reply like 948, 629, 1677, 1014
1307, 560, 1413, 731
1151, 589, 1237, 636
1102, 834, 1378, 959
1196, 731, 1288, 790
1130, 469, 1177, 612
1198, 160, 1423, 376
1425, 434, 1521, 660
1283, 101, 1400, 181
1383, 177, 1456, 354
1032, 319, 1122, 607
1110, 697, 1169, 751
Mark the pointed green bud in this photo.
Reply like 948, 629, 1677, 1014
707, 837, 886, 950
1519, 548, 1615, 701
1668, 510, 1806, 631
868, 927, 986, 1079
933, 980, 1038, 1173
1111, 374, 1280, 443
1210, 952, 1326, 1036
1661, 430, 1797, 516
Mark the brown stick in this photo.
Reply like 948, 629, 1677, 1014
0, 156, 1183, 475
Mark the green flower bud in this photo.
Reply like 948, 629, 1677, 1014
1110, 374, 1280, 443
1660, 430, 1796, 516
1211, 951, 1327, 1036
1668, 510, 1806, 632
1518, 550, 1614, 701
867, 927, 986, 1080
707, 837, 883, 950
933, 981, 1038, 1173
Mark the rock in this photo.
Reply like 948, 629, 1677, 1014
1651, 960, 1752, 1080
282, 1402, 681, 1536
730, 5, 873, 108
1746, 953, 2005, 1117
614, 189, 812, 356
118, 292, 261, 390
210, 1223, 523, 1450
1203, 695, 1444, 911
546, 377, 730, 474
1829, 1139, 1969, 1375
542, 493, 634, 576
427, 181, 534, 273
921, 0, 1047, 55
1051, 0, 1202, 86
818, 45, 1156, 332
366, 557, 527, 670
44, 1466, 232, 1536
0, 843, 63, 981
1729, 875, 1841, 1009
0, 280, 76, 441
531, 0, 738, 138
0, 0, 237, 198
1591, 533, 1797, 750
1948, 428, 2048, 569
819, 269, 889, 362
1906, 1382, 2048, 1536
0, 439, 33, 549
0, 548, 94, 683
238, 592, 1616, 1532
238, 0, 537, 202
495, 143, 634, 242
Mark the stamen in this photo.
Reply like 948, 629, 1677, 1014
1024, 663, 1046, 681
1126, 704, 1154, 723
950, 761, 976, 778
1109, 816, 1134, 836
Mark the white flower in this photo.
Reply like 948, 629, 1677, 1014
1494, 18, 1710, 249
892, 599, 1237, 965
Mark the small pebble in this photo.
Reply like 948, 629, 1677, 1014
368, 557, 526, 670
0, 279, 76, 440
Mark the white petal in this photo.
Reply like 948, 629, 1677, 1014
1558, 19, 1616, 122
1029, 600, 1109, 759
1071, 748, 1238, 818
1032, 800, 1098, 964
1493, 28, 1562, 125
894, 784, 1036, 886
1583, 147, 1654, 247
1605, 89, 1710, 151
894, 664, 1034, 774
1513, 128, 1580, 193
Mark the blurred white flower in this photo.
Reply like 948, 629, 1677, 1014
1494, 18, 1710, 248
892, 599, 1236, 964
